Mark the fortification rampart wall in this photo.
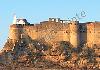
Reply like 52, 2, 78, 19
8, 19, 100, 48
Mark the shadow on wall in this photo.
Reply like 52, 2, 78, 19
79, 24, 87, 48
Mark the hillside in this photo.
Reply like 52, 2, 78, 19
0, 38, 99, 70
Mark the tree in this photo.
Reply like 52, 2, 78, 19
60, 41, 73, 61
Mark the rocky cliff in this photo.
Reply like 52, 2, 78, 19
0, 36, 99, 70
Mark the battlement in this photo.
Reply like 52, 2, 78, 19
48, 18, 79, 24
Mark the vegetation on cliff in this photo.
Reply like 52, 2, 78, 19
0, 38, 99, 70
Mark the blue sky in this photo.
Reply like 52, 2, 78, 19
0, 0, 100, 50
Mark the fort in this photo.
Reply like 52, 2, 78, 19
9, 16, 100, 48
0, 16, 100, 69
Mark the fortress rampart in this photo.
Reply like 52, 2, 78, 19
9, 17, 100, 48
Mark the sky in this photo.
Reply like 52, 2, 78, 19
0, 0, 100, 50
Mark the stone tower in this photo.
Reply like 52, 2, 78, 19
69, 21, 79, 48
9, 15, 30, 40
86, 22, 95, 48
